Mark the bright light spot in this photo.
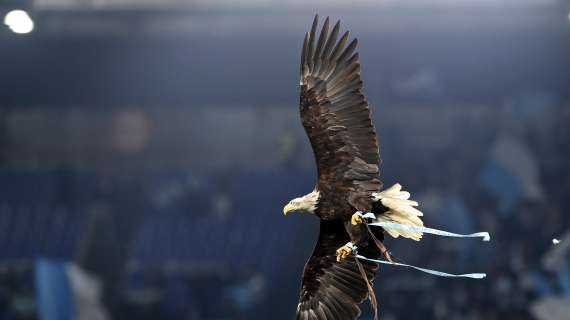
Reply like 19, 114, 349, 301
4, 10, 34, 34
553, 238, 560, 245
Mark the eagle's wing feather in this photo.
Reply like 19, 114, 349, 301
296, 221, 381, 320
300, 15, 381, 215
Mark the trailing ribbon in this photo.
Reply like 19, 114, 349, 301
367, 220, 491, 242
356, 255, 486, 279
356, 215, 490, 278
354, 258, 379, 320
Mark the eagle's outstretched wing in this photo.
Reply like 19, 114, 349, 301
300, 15, 381, 215
295, 16, 384, 320
296, 220, 381, 320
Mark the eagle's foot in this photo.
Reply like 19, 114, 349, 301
351, 211, 364, 225
336, 242, 357, 262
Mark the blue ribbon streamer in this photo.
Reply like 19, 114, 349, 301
356, 255, 486, 279
356, 215, 490, 279
367, 220, 491, 241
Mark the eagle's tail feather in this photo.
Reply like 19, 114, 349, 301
372, 183, 424, 241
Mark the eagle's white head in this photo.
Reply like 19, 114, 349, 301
283, 190, 320, 215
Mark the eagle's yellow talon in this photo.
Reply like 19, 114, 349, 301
351, 213, 363, 225
335, 244, 353, 262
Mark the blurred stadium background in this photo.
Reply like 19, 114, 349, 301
1, 0, 570, 319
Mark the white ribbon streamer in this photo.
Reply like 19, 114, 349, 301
361, 212, 377, 219
367, 221, 491, 242
356, 255, 486, 279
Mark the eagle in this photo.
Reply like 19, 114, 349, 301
282, 15, 425, 320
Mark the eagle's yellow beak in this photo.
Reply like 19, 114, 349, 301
283, 203, 295, 215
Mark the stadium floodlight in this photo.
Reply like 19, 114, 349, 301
4, 10, 34, 34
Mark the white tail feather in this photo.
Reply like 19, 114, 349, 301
372, 184, 424, 241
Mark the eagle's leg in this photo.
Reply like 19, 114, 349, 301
351, 211, 376, 225
351, 211, 363, 225
335, 242, 357, 262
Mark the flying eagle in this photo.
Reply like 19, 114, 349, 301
283, 15, 425, 320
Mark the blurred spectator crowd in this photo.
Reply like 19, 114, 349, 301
0, 101, 569, 320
